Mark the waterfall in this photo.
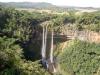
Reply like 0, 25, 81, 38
50, 29, 57, 73
41, 26, 45, 59
41, 25, 48, 69
50, 29, 54, 63
44, 26, 48, 58
41, 26, 57, 72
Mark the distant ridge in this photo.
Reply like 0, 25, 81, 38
0, 2, 99, 10
0, 2, 56, 8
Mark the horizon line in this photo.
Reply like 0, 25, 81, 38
0, 1, 100, 8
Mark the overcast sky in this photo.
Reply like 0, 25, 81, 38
0, 0, 100, 8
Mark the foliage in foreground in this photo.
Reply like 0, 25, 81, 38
0, 36, 50, 75
59, 40, 100, 75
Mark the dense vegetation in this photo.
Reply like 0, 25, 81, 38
0, 6, 100, 75
0, 7, 53, 75
59, 40, 100, 75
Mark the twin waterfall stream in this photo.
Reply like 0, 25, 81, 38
41, 25, 57, 73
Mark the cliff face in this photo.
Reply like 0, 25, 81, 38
77, 31, 100, 43
22, 26, 42, 61
62, 30, 100, 43
23, 25, 100, 61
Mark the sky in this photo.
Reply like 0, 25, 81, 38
0, 0, 100, 8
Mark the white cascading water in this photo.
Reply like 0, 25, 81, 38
41, 26, 45, 59
44, 26, 48, 58
50, 29, 54, 63
41, 26, 56, 72
41, 26, 48, 69
50, 29, 57, 73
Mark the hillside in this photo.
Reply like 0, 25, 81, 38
0, 2, 99, 11
0, 2, 56, 8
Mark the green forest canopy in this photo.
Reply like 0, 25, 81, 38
0, 6, 100, 75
